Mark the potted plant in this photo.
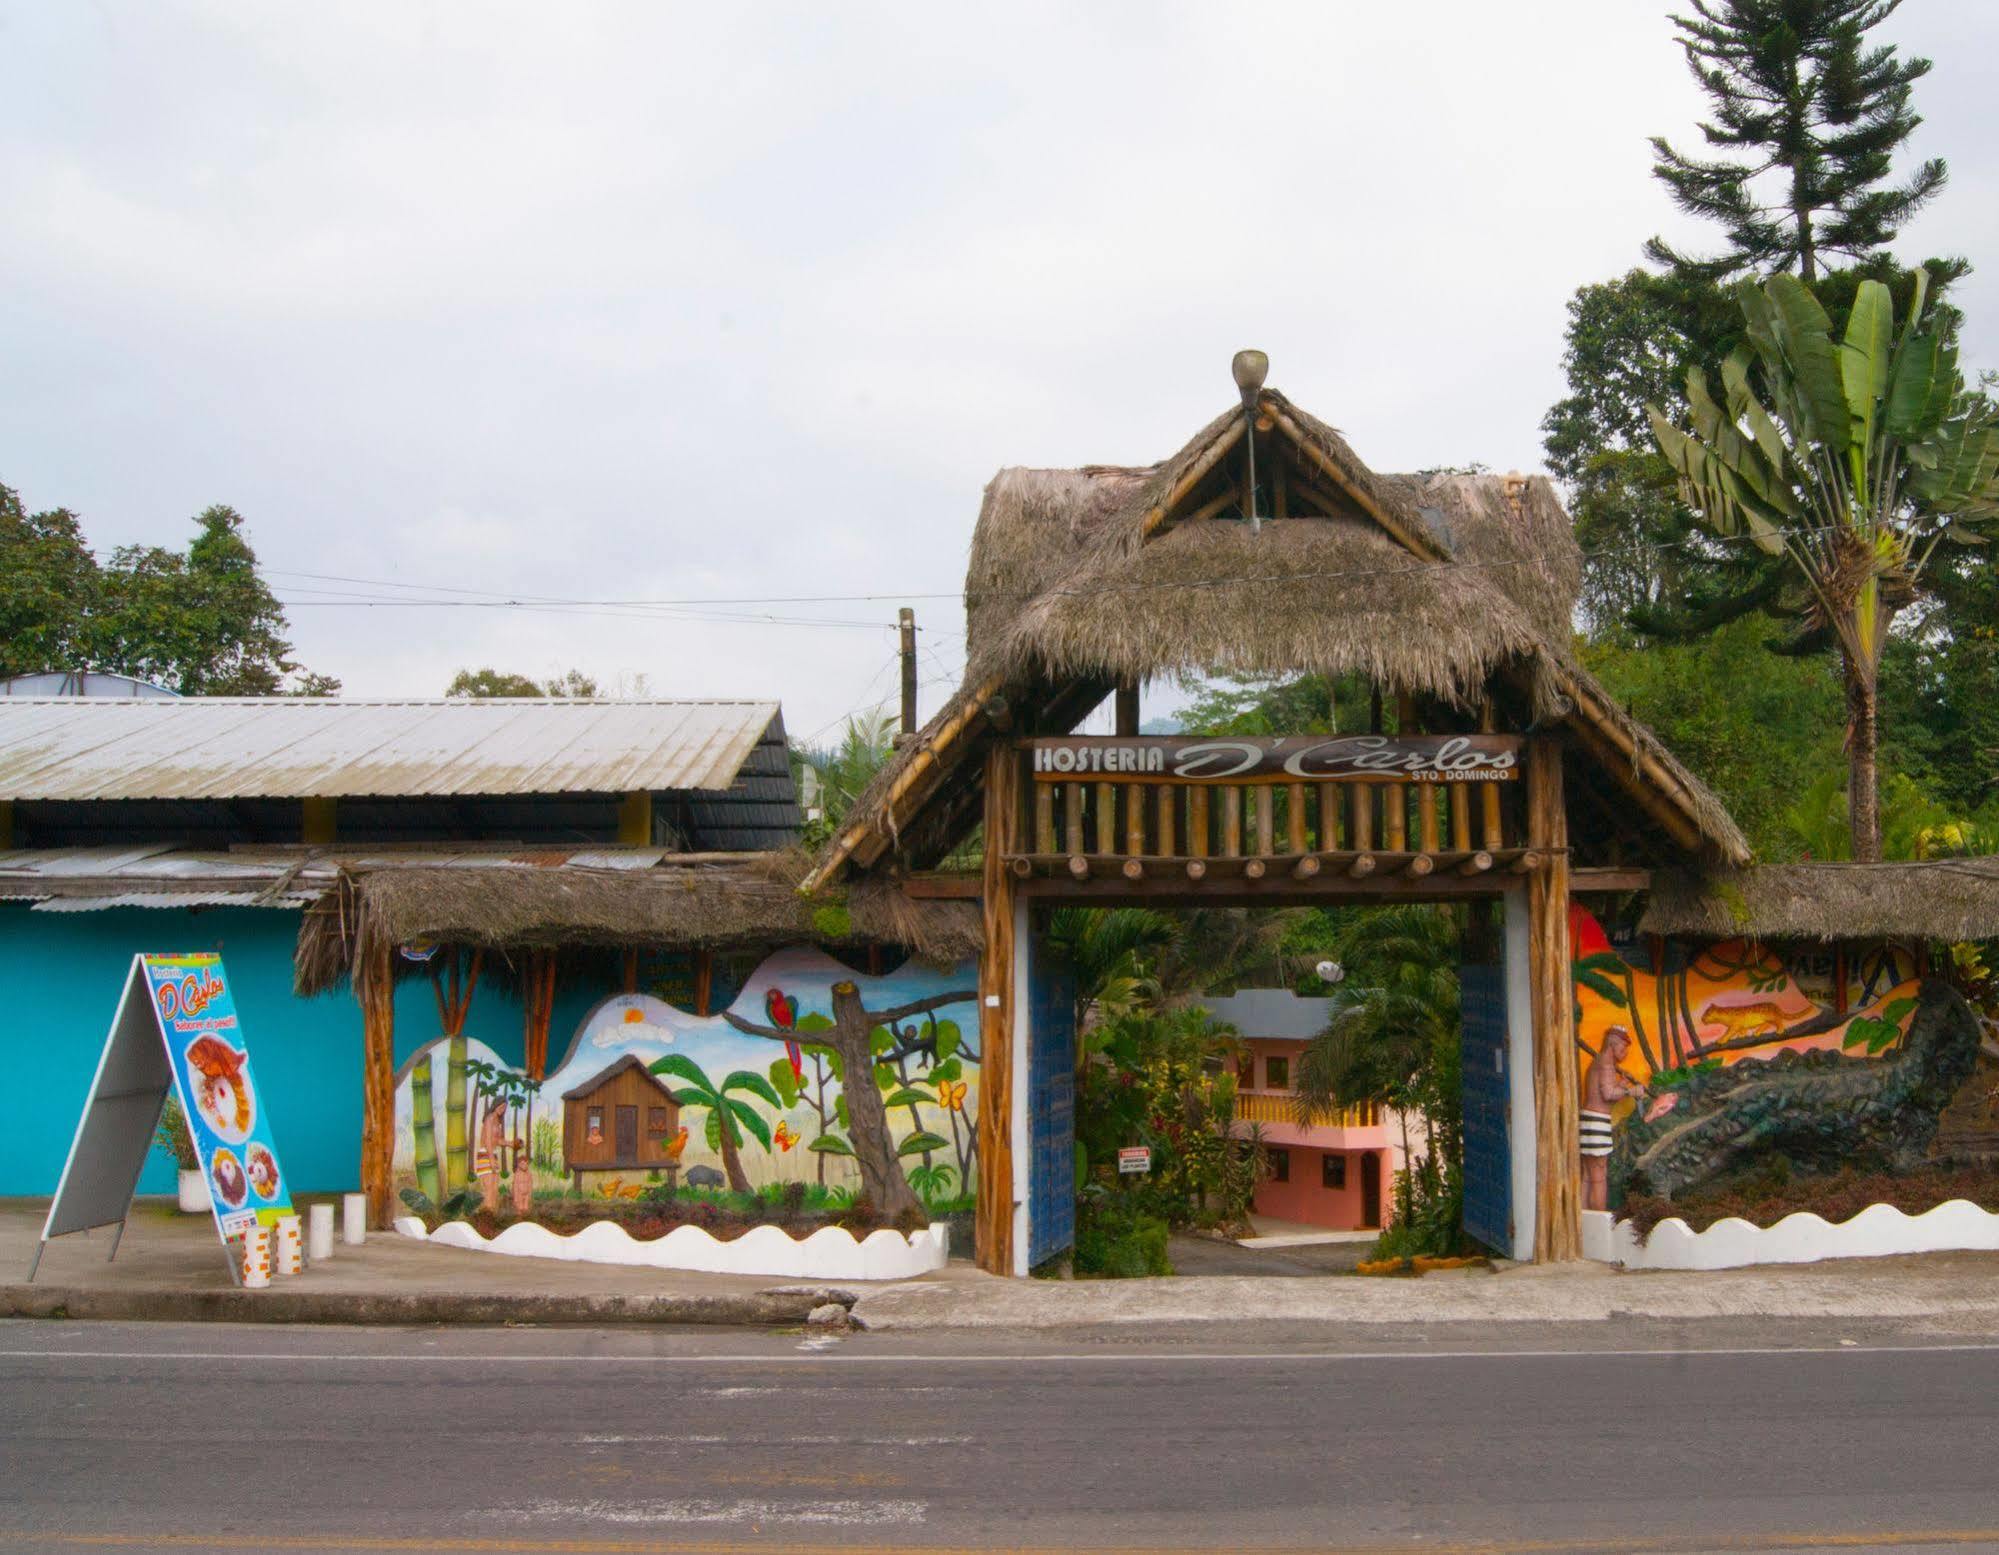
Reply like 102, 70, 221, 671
154, 1095, 208, 1212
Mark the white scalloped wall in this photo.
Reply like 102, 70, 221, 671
393, 1215, 949, 1281
1582, 1200, 1999, 1271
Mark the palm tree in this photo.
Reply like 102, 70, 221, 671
1043, 907, 1180, 1033
648, 1054, 783, 1196
1651, 270, 1999, 859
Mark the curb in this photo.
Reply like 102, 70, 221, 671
0, 1282, 858, 1328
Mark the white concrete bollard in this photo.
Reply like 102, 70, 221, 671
275, 1215, 303, 1276
307, 1203, 335, 1263
341, 1193, 367, 1246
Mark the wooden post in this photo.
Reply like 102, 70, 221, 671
1253, 786, 1274, 856
1286, 782, 1308, 855
617, 791, 652, 846
357, 933, 396, 1230
693, 949, 714, 1018
1317, 782, 1341, 850
1065, 783, 1085, 856
1526, 737, 1581, 1262
899, 608, 918, 737
1349, 783, 1374, 852
302, 796, 337, 845
1125, 783, 1145, 857
1480, 700, 1505, 848
1114, 680, 1140, 736
1035, 783, 1056, 854
1189, 787, 1210, 858
1222, 787, 1242, 856
1094, 782, 1116, 855
975, 744, 1022, 1275
1155, 786, 1176, 857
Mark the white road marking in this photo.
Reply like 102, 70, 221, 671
577, 1433, 971, 1446
2, 1341, 1999, 1366
495, 1497, 927, 1527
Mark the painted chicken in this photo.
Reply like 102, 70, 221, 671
663, 1125, 690, 1163
185, 1036, 250, 1135
767, 988, 804, 1082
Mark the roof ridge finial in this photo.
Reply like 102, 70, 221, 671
1232, 351, 1269, 534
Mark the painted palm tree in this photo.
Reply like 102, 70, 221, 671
1651, 270, 1999, 860
649, 1054, 782, 1195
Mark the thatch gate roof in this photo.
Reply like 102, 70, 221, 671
808, 385, 1748, 887
1641, 860, 1999, 943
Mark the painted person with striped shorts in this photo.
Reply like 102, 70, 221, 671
1580, 1024, 1646, 1214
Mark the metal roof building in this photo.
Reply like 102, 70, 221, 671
0, 698, 802, 854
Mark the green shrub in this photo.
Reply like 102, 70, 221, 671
1073, 1196, 1172, 1278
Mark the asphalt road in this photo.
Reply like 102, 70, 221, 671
2, 1319, 1998, 1554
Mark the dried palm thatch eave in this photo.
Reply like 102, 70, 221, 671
292, 856, 981, 997
1641, 859, 1999, 943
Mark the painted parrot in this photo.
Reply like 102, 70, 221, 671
767, 987, 804, 1082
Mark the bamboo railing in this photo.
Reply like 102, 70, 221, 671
1233, 1092, 1381, 1128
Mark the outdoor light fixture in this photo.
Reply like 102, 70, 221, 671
1315, 960, 1344, 984
1232, 348, 1269, 533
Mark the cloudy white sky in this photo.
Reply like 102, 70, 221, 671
5, 2, 1996, 744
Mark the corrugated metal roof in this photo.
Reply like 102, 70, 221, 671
0, 698, 783, 802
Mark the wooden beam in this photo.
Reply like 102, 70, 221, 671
1510, 850, 1545, 874
1243, 858, 1267, 880
1067, 854, 1089, 880
1185, 858, 1207, 881
1262, 400, 1447, 563
1114, 680, 1140, 736
1457, 850, 1494, 876
975, 744, 1021, 1276
1348, 852, 1377, 878
1526, 737, 1581, 1262
1139, 419, 1246, 540
1401, 853, 1435, 879
1292, 854, 1321, 880
1120, 858, 1144, 881
1556, 702, 1707, 857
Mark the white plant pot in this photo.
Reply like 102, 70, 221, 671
177, 1168, 212, 1214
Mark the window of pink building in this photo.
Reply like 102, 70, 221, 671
1268, 1147, 1290, 1183
1322, 1153, 1347, 1190
1264, 1055, 1290, 1090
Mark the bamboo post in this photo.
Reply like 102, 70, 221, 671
1451, 782, 1472, 852
1385, 784, 1408, 853
1222, 787, 1243, 857
1125, 783, 1145, 857
1035, 783, 1056, 855
1317, 783, 1341, 850
1419, 784, 1441, 853
1253, 786, 1274, 857
976, 744, 1021, 1275
1480, 700, 1505, 848
1156, 785, 1176, 856
357, 933, 396, 1230
1286, 782, 1308, 855
1065, 783, 1085, 856
1189, 787, 1210, 858
1526, 736, 1581, 1262
1349, 783, 1374, 852
1094, 781, 1116, 856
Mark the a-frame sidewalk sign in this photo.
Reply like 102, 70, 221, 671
29, 953, 294, 1284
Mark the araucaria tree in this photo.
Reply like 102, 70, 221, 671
1647, 0, 1948, 285
1651, 270, 1999, 860
726, 980, 973, 1220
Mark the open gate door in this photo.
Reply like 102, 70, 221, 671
1459, 960, 1512, 1256
1024, 938, 1077, 1273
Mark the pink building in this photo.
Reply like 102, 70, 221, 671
1200, 989, 1403, 1232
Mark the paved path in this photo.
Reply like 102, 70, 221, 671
2, 1319, 1998, 1552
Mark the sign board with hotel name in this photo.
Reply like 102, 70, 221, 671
1024, 735, 1522, 785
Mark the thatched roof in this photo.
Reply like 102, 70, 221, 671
1641, 860, 1999, 943
963, 396, 1580, 704
808, 386, 1748, 887
293, 852, 980, 997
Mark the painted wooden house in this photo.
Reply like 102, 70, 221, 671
560, 1055, 684, 1186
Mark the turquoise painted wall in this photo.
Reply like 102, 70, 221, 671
0, 906, 594, 1197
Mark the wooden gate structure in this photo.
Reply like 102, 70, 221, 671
804, 358, 1749, 1271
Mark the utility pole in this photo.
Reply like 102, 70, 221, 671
898, 607, 918, 741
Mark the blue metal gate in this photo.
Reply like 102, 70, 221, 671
1459, 962, 1511, 1255
1025, 942, 1077, 1271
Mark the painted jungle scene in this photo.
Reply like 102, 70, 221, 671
392, 946, 980, 1241
1570, 903, 1994, 1225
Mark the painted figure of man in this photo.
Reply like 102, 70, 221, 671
475, 1098, 507, 1214
1580, 1024, 1646, 1213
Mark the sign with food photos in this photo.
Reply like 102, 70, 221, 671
140, 954, 293, 1239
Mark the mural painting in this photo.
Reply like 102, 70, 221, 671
393, 947, 980, 1228
1570, 903, 1981, 1211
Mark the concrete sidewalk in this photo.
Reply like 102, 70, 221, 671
846, 1248, 1999, 1330
11, 1198, 1999, 1333
0, 1199, 867, 1326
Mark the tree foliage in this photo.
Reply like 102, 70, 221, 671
445, 666, 600, 698
0, 484, 336, 694
1647, 0, 1953, 285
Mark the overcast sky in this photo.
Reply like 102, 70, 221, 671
5, 2, 1996, 744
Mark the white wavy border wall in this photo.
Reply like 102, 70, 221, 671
1582, 1201, 1999, 1271
393, 1216, 949, 1281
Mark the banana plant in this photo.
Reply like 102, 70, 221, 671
649, 1054, 782, 1196
1650, 269, 1999, 860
